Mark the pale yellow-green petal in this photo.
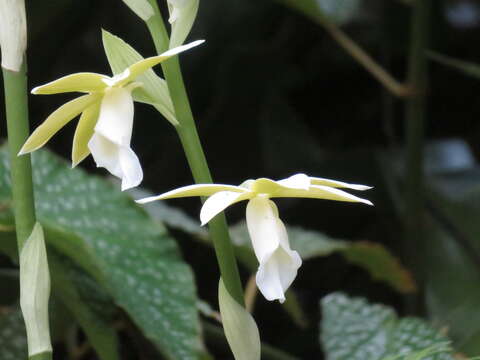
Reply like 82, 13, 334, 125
31, 73, 108, 95
136, 183, 247, 204
270, 184, 373, 205
19, 94, 101, 155
121, 40, 204, 85
310, 177, 372, 191
71, 101, 101, 167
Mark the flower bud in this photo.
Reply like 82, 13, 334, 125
0, 0, 27, 71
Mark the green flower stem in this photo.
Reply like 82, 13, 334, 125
2, 66, 36, 251
3, 66, 52, 360
145, 2, 245, 306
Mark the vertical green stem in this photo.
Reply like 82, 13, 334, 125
404, 1, 430, 268
3, 66, 36, 250
3, 65, 52, 360
145, 2, 245, 305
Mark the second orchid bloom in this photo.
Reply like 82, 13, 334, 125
19, 38, 203, 190
137, 173, 372, 302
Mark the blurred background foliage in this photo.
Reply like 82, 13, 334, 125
2, 0, 480, 358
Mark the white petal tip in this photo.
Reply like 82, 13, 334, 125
357, 185, 373, 191
17, 148, 28, 156
363, 200, 374, 206
31, 87, 41, 95
135, 196, 159, 204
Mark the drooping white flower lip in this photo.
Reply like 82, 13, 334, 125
246, 197, 301, 303
88, 86, 143, 191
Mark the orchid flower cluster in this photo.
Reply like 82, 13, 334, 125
18, 0, 372, 305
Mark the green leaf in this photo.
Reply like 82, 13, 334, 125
0, 231, 119, 360
49, 251, 120, 360
230, 222, 415, 293
0, 308, 28, 360
0, 147, 201, 360
101, 30, 178, 125
320, 293, 455, 360
428, 51, 480, 80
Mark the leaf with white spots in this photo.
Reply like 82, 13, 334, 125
0, 147, 201, 360
0, 309, 28, 360
320, 293, 455, 360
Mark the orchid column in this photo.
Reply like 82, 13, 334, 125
0, 1, 52, 359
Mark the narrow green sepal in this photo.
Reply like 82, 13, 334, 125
19, 93, 101, 155
31, 72, 107, 95
71, 101, 101, 167
122, 0, 155, 21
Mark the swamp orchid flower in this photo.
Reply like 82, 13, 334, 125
19, 40, 203, 190
137, 173, 372, 302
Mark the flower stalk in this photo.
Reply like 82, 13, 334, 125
145, 0, 245, 305
3, 65, 36, 249
3, 66, 53, 360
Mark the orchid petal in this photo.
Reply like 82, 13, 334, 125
121, 40, 204, 85
271, 184, 373, 205
310, 176, 372, 190
71, 101, 101, 167
276, 173, 311, 190
95, 87, 134, 146
246, 197, 301, 303
19, 94, 101, 155
88, 133, 143, 190
200, 191, 252, 225
118, 146, 143, 190
101, 30, 178, 125
31, 73, 108, 95
136, 184, 247, 204
88, 133, 123, 178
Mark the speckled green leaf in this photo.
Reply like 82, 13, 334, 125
230, 222, 415, 293
0, 148, 201, 360
0, 308, 28, 360
320, 293, 454, 360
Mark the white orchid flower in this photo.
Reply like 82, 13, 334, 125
167, 0, 199, 48
19, 40, 204, 190
137, 173, 372, 302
